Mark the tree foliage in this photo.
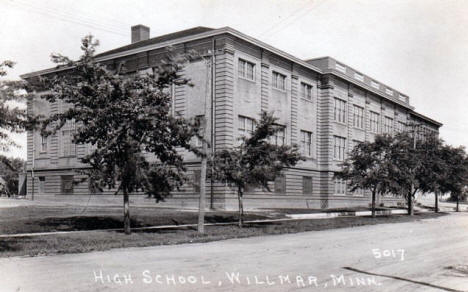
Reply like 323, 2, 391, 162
39, 35, 200, 233
210, 111, 303, 227
0, 155, 25, 197
336, 134, 394, 217
0, 61, 34, 151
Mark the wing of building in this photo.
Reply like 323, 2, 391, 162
21, 25, 442, 209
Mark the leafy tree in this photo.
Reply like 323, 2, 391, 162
336, 134, 394, 217
386, 132, 424, 215
439, 145, 468, 212
0, 155, 25, 197
415, 135, 446, 212
0, 61, 33, 151
39, 36, 199, 234
210, 112, 302, 227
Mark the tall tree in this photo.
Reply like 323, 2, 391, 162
416, 135, 446, 213
0, 155, 25, 197
0, 61, 33, 151
439, 145, 468, 212
210, 112, 302, 227
336, 134, 394, 217
39, 36, 199, 234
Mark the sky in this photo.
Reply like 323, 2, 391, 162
1, 0, 467, 159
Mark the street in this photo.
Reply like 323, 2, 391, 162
1, 212, 468, 292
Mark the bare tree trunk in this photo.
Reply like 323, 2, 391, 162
435, 192, 439, 213
238, 187, 244, 228
123, 190, 131, 235
456, 196, 460, 212
198, 152, 207, 234
371, 190, 376, 218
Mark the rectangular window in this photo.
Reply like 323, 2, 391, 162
61, 175, 74, 195
61, 120, 76, 156
350, 139, 361, 153
238, 116, 255, 140
334, 98, 346, 123
238, 59, 255, 81
270, 125, 286, 146
274, 174, 286, 194
370, 111, 380, 133
272, 71, 286, 90
352, 188, 365, 197
39, 176, 45, 194
333, 136, 346, 161
334, 177, 346, 195
354, 72, 364, 82
302, 176, 313, 195
384, 116, 393, 134
192, 115, 204, 147
300, 130, 312, 157
301, 82, 313, 100
396, 121, 406, 133
371, 80, 379, 89
385, 88, 393, 95
335, 63, 347, 73
352, 105, 364, 129
40, 135, 48, 152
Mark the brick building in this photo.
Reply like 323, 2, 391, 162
21, 25, 442, 209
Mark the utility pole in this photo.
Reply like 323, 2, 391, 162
198, 51, 213, 234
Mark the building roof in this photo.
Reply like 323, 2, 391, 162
410, 111, 443, 127
95, 26, 214, 58
20, 26, 442, 127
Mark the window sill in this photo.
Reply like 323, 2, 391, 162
59, 155, 77, 158
238, 76, 256, 83
300, 97, 313, 103
353, 126, 365, 131
272, 87, 287, 93
333, 120, 347, 126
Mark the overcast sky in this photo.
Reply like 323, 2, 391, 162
1, 0, 467, 159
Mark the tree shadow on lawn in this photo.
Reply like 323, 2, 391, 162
33, 216, 150, 232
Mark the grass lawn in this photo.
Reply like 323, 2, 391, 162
0, 205, 446, 258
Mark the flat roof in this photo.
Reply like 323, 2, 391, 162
20, 26, 442, 127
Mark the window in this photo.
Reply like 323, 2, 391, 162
272, 71, 286, 90
335, 63, 347, 73
334, 98, 346, 123
301, 82, 313, 100
61, 175, 74, 194
334, 177, 346, 195
396, 121, 406, 133
238, 59, 255, 81
39, 176, 45, 194
302, 176, 313, 195
61, 120, 76, 156
238, 116, 255, 140
384, 116, 393, 134
192, 115, 205, 147
352, 188, 365, 197
333, 136, 346, 161
371, 80, 379, 89
353, 105, 364, 129
274, 175, 286, 194
300, 130, 312, 157
370, 111, 380, 133
350, 139, 361, 153
354, 72, 364, 82
40, 135, 48, 152
193, 170, 201, 193
270, 125, 286, 146
385, 88, 393, 95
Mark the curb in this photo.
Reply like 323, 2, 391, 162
285, 209, 408, 219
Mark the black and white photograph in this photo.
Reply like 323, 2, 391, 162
1, 0, 467, 291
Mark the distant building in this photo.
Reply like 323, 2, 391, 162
21, 25, 442, 209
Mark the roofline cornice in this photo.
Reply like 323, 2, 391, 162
20, 26, 429, 114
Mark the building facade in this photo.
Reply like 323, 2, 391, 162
22, 26, 442, 209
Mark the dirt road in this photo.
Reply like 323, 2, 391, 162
2, 212, 468, 292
